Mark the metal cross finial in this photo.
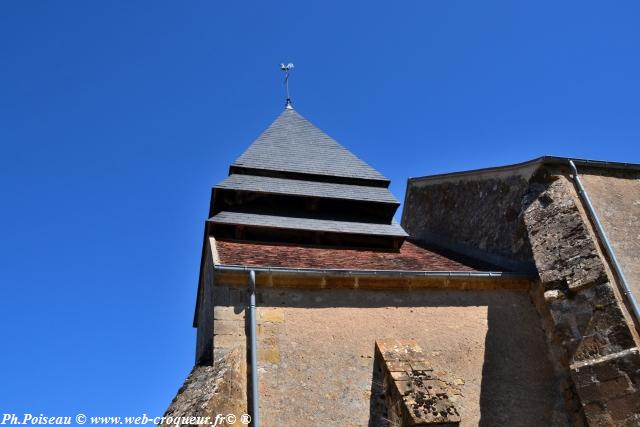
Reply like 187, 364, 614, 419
280, 63, 294, 109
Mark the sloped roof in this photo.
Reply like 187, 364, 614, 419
216, 174, 399, 204
214, 239, 492, 271
209, 211, 408, 237
231, 109, 389, 183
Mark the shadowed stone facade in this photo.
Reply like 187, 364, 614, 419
522, 172, 608, 292
523, 170, 640, 426
403, 158, 640, 425
402, 167, 536, 272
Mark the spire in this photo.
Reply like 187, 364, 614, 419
279, 62, 294, 109
230, 108, 390, 183
212, 107, 406, 250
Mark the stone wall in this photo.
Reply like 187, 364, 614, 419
522, 170, 640, 426
206, 285, 565, 427
179, 161, 640, 425
579, 168, 640, 305
403, 162, 640, 425
402, 165, 538, 272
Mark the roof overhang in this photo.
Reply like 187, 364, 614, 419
407, 156, 640, 185
213, 264, 534, 291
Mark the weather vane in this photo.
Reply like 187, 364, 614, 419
280, 63, 294, 109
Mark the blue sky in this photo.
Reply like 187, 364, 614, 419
1, 0, 639, 418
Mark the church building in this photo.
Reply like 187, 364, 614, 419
162, 96, 640, 426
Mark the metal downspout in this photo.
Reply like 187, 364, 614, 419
248, 270, 260, 426
568, 160, 640, 329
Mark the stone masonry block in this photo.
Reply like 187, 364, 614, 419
619, 350, 640, 388
607, 392, 640, 423
544, 281, 636, 364
581, 401, 613, 427
258, 308, 284, 323
522, 175, 608, 292
212, 285, 230, 306
597, 376, 633, 399
213, 305, 245, 321
572, 349, 640, 424
258, 346, 280, 364
214, 334, 245, 349
214, 319, 244, 336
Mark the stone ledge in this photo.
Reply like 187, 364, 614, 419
375, 339, 461, 426
571, 348, 640, 425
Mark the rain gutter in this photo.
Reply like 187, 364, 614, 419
215, 264, 533, 279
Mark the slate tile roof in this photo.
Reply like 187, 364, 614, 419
214, 239, 490, 271
209, 106, 408, 248
216, 174, 399, 204
231, 109, 389, 183
209, 211, 408, 237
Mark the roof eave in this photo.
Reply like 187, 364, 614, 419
212, 264, 535, 290
408, 155, 640, 184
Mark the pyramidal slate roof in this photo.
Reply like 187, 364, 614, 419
230, 109, 389, 184
210, 212, 406, 237
216, 174, 399, 204
208, 106, 407, 249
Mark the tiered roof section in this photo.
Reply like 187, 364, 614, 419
208, 108, 407, 249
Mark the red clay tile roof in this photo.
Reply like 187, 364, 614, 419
214, 239, 492, 271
